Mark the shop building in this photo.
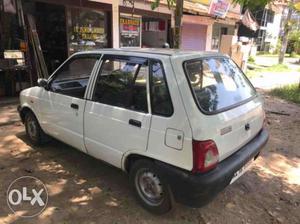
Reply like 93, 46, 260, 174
117, 0, 172, 48
22, 0, 112, 73
0, 0, 242, 97
0, 0, 172, 97
182, 0, 241, 52
238, 3, 284, 53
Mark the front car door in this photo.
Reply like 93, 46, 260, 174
38, 53, 101, 152
84, 54, 151, 168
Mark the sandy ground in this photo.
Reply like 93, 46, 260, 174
0, 93, 299, 224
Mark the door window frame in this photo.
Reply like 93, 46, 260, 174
149, 59, 174, 117
90, 54, 152, 114
46, 53, 102, 99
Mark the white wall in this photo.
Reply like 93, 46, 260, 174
265, 12, 283, 52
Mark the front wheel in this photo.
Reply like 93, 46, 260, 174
129, 159, 173, 215
24, 111, 49, 145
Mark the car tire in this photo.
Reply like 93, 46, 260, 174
129, 159, 174, 215
24, 111, 49, 146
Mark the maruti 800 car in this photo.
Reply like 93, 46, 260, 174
18, 49, 269, 214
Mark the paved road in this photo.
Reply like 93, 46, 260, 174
250, 71, 300, 90
254, 56, 299, 69
249, 56, 300, 90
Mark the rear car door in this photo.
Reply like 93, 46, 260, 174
38, 54, 100, 152
84, 55, 151, 168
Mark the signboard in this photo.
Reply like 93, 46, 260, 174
187, 0, 211, 5
208, 0, 230, 18
120, 16, 141, 47
120, 17, 140, 36
68, 8, 108, 54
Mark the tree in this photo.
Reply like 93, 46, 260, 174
288, 30, 300, 54
151, 0, 182, 48
279, 1, 295, 63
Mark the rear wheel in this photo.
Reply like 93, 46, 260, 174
129, 159, 173, 215
24, 111, 49, 145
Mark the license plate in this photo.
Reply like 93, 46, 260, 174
230, 159, 253, 184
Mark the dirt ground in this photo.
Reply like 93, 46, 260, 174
0, 93, 299, 224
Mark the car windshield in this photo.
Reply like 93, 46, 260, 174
184, 57, 256, 113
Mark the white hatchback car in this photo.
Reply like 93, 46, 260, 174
18, 49, 268, 214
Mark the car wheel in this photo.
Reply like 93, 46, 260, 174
24, 111, 49, 145
129, 159, 173, 215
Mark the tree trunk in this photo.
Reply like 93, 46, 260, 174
173, 0, 183, 49
279, 6, 293, 64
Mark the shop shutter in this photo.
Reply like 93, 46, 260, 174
181, 23, 207, 51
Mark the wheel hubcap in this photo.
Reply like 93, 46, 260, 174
27, 117, 37, 139
135, 169, 164, 206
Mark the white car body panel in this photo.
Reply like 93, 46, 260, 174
38, 90, 87, 152
171, 55, 264, 162
84, 102, 152, 168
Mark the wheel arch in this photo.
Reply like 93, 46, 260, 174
19, 105, 35, 123
122, 153, 155, 173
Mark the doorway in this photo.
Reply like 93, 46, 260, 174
35, 2, 67, 73
25, 1, 68, 74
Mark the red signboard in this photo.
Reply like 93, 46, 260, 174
208, 0, 230, 18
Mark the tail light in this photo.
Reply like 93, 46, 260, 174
192, 140, 219, 173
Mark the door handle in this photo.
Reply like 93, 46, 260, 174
70, 103, 79, 110
129, 119, 142, 128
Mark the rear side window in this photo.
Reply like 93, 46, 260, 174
184, 57, 256, 113
93, 56, 148, 113
150, 61, 173, 116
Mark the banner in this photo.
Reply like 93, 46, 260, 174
208, 0, 230, 18
242, 9, 259, 31
3, 0, 16, 14
187, 0, 211, 5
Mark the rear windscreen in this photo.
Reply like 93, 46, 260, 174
184, 57, 256, 113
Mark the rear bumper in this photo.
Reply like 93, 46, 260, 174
155, 128, 269, 207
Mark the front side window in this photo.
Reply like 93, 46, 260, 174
184, 57, 256, 113
150, 61, 173, 116
50, 55, 99, 98
93, 56, 148, 113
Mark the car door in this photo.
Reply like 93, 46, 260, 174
84, 54, 151, 168
38, 54, 101, 152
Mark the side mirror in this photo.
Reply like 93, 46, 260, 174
37, 78, 49, 90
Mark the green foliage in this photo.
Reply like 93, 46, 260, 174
274, 39, 282, 55
290, 51, 297, 57
263, 64, 290, 72
151, 0, 176, 10
232, 0, 273, 9
246, 64, 291, 78
288, 30, 300, 54
248, 56, 255, 63
271, 84, 300, 104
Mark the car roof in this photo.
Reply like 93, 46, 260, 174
73, 48, 224, 59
